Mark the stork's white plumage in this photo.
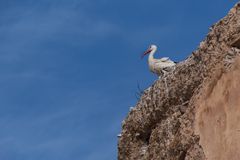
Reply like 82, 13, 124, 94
142, 44, 176, 77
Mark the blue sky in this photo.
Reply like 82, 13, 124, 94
0, 0, 238, 159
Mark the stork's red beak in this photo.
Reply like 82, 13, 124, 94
141, 48, 152, 59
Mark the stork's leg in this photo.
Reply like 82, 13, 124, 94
158, 70, 166, 79
158, 71, 164, 79
170, 66, 176, 77
164, 77, 169, 95
162, 70, 167, 77
173, 65, 176, 70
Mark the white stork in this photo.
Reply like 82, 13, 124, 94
142, 44, 176, 77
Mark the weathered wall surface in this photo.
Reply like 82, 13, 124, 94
118, 2, 240, 160
196, 58, 240, 160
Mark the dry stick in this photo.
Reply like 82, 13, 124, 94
135, 83, 144, 100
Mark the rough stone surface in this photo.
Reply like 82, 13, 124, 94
118, 3, 240, 160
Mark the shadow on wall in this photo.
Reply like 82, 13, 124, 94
232, 38, 240, 49
195, 58, 240, 160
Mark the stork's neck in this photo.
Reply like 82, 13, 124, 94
148, 48, 157, 62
